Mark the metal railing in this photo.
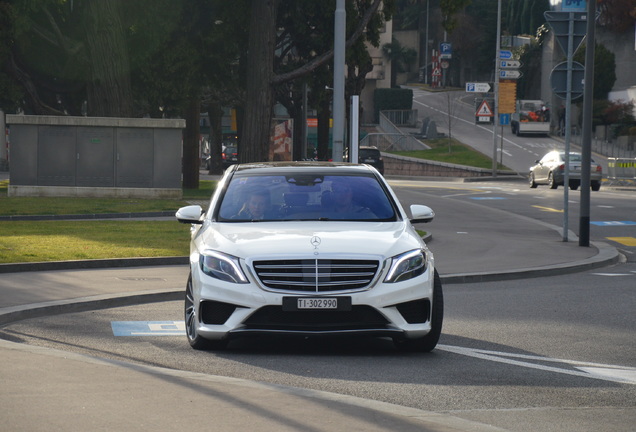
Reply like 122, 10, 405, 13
380, 109, 418, 127
372, 111, 429, 151
569, 129, 636, 159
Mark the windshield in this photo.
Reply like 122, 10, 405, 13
216, 173, 398, 222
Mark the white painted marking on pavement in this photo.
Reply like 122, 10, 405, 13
437, 344, 636, 385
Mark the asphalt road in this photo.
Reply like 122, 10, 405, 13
1, 178, 634, 432
4, 262, 635, 432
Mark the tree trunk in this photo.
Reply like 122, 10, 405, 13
207, 101, 224, 175
82, 0, 133, 117
240, 0, 279, 163
183, 97, 201, 189
317, 98, 331, 161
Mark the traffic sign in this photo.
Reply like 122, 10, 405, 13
500, 70, 521, 79
476, 100, 494, 117
499, 50, 513, 60
562, 0, 586, 11
498, 80, 517, 114
550, 61, 585, 100
544, 11, 587, 55
440, 42, 452, 59
465, 82, 491, 93
500, 60, 521, 69
432, 67, 442, 77
499, 114, 510, 126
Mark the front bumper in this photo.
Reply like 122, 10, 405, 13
189, 259, 435, 342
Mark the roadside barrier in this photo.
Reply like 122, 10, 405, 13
607, 158, 636, 184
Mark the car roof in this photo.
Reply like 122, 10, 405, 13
232, 161, 375, 175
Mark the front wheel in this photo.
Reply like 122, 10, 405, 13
394, 269, 444, 353
185, 275, 227, 350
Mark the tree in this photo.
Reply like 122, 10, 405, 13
239, 0, 393, 163
574, 42, 616, 100
82, 0, 133, 117
382, 38, 417, 87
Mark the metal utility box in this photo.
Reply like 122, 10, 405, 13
6, 115, 185, 198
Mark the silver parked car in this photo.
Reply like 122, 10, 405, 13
529, 151, 603, 191
176, 162, 443, 352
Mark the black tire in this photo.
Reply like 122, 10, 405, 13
569, 181, 579, 190
529, 173, 538, 188
185, 275, 227, 350
548, 172, 558, 189
591, 181, 601, 191
394, 269, 444, 353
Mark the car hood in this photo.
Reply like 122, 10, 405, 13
195, 221, 425, 260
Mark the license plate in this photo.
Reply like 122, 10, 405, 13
364, 158, 375, 163
282, 297, 351, 311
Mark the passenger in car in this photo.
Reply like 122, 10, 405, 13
329, 182, 375, 218
233, 189, 275, 220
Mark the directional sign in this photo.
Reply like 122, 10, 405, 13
499, 113, 510, 125
465, 82, 491, 93
498, 80, 517, 114
499, 50, 513, 60
500, 70, 522, 79
500, 60, 521, 69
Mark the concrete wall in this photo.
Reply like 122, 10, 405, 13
383, 153, 495, 178
6, 115, 185, 198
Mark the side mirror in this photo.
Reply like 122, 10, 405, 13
176, 205, 204, 224
410, 204, 434, 224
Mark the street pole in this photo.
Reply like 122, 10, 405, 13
492, 0, 502, 177
332, 0, 346, 162
425, 0, 429, 85
579, 0, 595, 247
562, 13, 575, 242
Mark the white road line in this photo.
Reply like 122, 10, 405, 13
437, 344, 636, 385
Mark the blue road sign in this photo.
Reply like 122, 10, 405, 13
440, 42, 452, 59
499, 50, 513, 60
499, 113, 510, 125
562, 0, 586, 11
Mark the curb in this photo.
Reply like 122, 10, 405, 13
0, 211, 176, 221
0, 256, 188, 274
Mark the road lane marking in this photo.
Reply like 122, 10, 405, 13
606, 237, 636, 246
532, 205, 563, 213
109, 322, 636, 385
112, 321, 185, 336
591, 221, 636, 226
437, 344, 636, 385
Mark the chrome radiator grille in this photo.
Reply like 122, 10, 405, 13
253, 259, 379, 292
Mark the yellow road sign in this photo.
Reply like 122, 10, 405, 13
499, 80, 517, 114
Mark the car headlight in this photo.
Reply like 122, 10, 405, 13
199, 251, 248, 284
385, 249, 427, 283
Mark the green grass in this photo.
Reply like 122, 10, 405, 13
0, 180, 215, 216
0, 220, 191, 263
388, 138, 509, 170
0, 180, 214, 263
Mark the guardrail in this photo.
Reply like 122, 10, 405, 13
380, 109, 418, 127
607, 158, 636, 181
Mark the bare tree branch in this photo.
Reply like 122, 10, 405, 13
272, 0, 383, 85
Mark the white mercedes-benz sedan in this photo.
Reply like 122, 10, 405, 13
176, 162, 443, 352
